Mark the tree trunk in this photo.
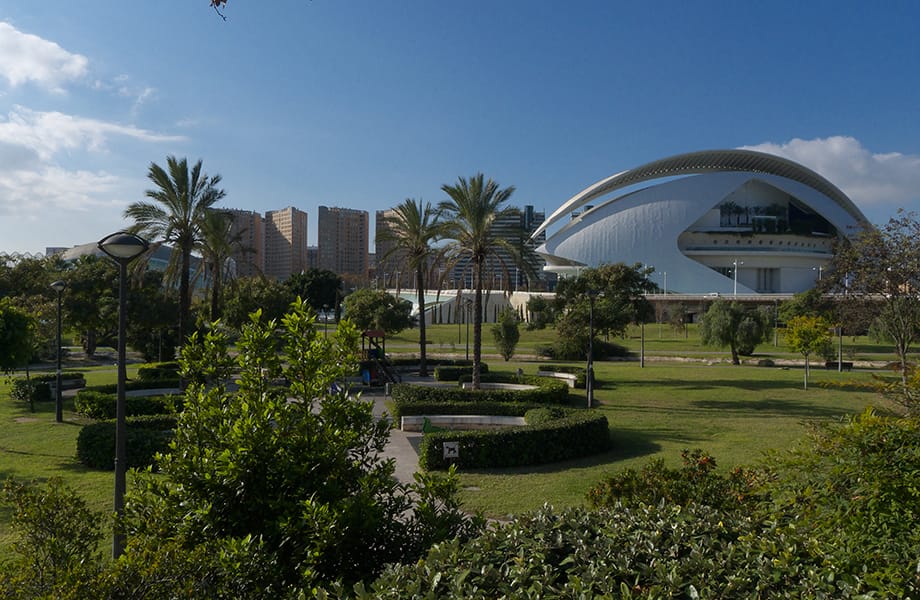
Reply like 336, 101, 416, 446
730, 345, 740, 365
416, 266, 428, 377
179, 246, 192, 347
83, 329, 97, 357
472, 259, 483, 389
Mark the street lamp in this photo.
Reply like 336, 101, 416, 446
732, 259, 744, 296
586, 290, 598, 408
813, 265, 824, 281
98, 231, 148, 559
49, 280, 66, 423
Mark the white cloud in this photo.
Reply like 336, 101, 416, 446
740, 136, 920, 213
0, 22, 88, 92
0, 105, 184, 160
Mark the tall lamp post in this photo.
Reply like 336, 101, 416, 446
586, 290, 598, 408
50, 280, 66, 423
732, 259, 743, 296
98, 231, 148, 559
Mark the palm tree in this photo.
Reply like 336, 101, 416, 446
439, 173, 521, 388
196, 209, 248, 322
124, 156, 226, 346
377, 199, 446, 377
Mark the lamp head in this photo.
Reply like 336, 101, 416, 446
98, 231, 149, 262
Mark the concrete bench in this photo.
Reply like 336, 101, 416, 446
401, 414, 526, 432
460, 382, 535, 391
536, 370, 578, 388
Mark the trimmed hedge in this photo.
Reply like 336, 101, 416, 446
419, 408, 609, 470
74, 390, 183, 420
389, 379, 569, 416
76, 415, 178, 470
392, 399, 544, 420
433, 364, 489, 381
137, 362, 181, 381
390, 358, 475, 368
82, 379, 182, 394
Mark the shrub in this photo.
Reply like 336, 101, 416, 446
74, 390, 182, 420
76, 415, 178, 470
586, 449, 762, 512
391, 399, 542, 420
81, 379, 182, 395
389, 379, 569, 415
9, 378, 51, 409
433, 364, 489, 381
137, 362, 181, 382
418, 408, 609, 470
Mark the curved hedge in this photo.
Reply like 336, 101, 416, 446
74, 389, 183, 420
433, 364, 489, 381
76, 415, 178, 470
419, 408, 609, 470
389, 378, 569, 418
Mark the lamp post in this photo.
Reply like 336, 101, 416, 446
586, 290, 598, 408
732, 259, 743, 296
98, 231, 148, 559
50, 280, 66, 423
813, 265, 824, 281
323, 304, 329, 338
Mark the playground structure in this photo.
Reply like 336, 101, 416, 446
360, 330, 401, 386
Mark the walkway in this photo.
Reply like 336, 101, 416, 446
363, 386, 422, 485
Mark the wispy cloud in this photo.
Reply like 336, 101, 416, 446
0, 105, 184, 160
0, 22, 88, 92
741, 136, 920, 212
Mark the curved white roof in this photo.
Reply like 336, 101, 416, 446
533, 149, 867, 239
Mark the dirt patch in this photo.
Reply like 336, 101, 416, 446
14, 417, 39, 423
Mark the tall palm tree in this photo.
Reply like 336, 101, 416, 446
196, 209, 248, 322
377, 198, 446, 377
125, 156, 226, 346
439, 173, 521, 389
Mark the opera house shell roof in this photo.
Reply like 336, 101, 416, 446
533, 149, 869, 295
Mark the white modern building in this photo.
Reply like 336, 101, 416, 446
533, 149, 869, 295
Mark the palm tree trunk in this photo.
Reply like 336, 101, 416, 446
416, 265, 428, 377
179, 246, 191, 346
473, 258, 483, 389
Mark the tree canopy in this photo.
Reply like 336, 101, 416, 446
699, 300, 772, 365
343, 289, 412, 334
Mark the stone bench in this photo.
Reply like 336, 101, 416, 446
460, 382, 535, 391
400, 414, 526, 432
536, 370, 578, 388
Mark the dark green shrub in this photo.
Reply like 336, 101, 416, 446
392, 399, 542, 420
390, 358, 473, 368
81, 379, 181, 395
390, 379, 569, 413
76, 415, 177, 470
433, 364, 489, 381
418, 409, 609, 470
137, 362, 181, 381
9, 378, 51, 409
74, 390, 182, 420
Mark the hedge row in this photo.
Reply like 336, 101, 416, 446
389, 378, 569, 412
391, 399, 544, 420
390, 358, 475, 368
74, 390, 183, 420
433, 364, 489, 381
137, 362, 181, 381
419, 408, 610, 470
82, 379, 182, 394
76, 415, 178, 470
28, 371, 87, 385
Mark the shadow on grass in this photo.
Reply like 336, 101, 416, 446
689, 397, 850, 419
610, 377, 874, 394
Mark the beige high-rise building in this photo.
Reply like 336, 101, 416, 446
264, 206, 308, 280
223, 209, 265, 278
318, 206, 368, 284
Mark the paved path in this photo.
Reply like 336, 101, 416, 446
363, 387, 422, 485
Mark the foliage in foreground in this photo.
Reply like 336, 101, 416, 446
338, 410, 920, 598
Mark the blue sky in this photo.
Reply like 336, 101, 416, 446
2, 1, 919, 255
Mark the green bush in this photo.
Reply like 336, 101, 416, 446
137, 362, 181, 381
586, 449, 761, 512
433, 364, 489, 381
390, 358, 473, 369
418, 408, 609, 470
392, 399, 542, 420
81, 379, 181, 395
9, 378, 51, 407
76, 415, 178, 470
390, 379, 569, 414
74, 390, 182, 420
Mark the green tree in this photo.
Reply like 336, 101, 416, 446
61, 255, 118, 357
121, 302, 480, 591
126, 270, 180, 362
284, 268, 342, 313
196, 208, 245, 322
552, 263, 656, 359
699, 300, 772, 365
784, 315, 832, 389
377, 199, 446, 376
778, 288, 834, 324
0, 300, 34, 373
525, 294, 555, 330
221, 276, 292, 330
343, 289, 412, 334
440, 173, 522, 388
491, 308, 520, 361
125, 156, 227, 347
828, 210, 920, 387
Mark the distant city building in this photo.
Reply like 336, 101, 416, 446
306, 246, 319, 270
448, 205, 550, 291
318, 206, 368, 284
222, 209, 264, 278
534, 149, 869, 294
264, 206, 309, 280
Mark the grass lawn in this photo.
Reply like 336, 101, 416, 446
454, 359, 890, 519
